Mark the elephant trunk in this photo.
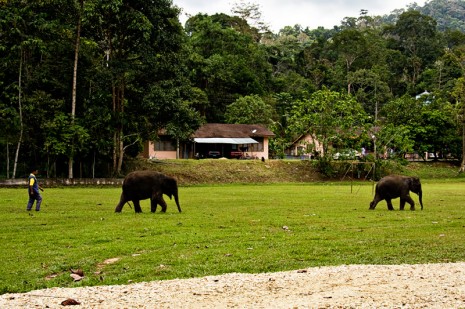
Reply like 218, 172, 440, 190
174, 192, 181, 212
418, 190, 423, 210
115, 193, 125, 212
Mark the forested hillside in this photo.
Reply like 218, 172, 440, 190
389, 0, 465, 32
421, 0, 465, 31
1, 0, 464, 179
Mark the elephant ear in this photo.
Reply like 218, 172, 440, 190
410, 177, 421, 193
163, 177, 177, 197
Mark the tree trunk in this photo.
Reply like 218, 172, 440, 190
117, 136, 124, 175
116, 83, 125, 175
112, 81, 125, 176
13, 135, 23, 179
68, 0, 84, 179
92, 151, 95, 179
6, 141, 10, 179
13, 49, 24, 179
112, 131, 117, 174
112, 84, 117, 174
460, 120, 465, 173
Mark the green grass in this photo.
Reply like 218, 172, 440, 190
1, 181, 465, 294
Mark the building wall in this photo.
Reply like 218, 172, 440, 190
142, 138, 271, 160
247, 137, 269, 159
154, 150, 178, 160
287, 134, 323, 159
142, 141, 176, 159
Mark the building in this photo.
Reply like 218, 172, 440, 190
285, 133, 323, 159
142, 123, 275, 160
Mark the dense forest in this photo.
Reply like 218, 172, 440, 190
1, 0, 464, 178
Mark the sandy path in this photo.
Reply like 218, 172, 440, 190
2, 262, 465, 308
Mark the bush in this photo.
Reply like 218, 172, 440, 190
313, 156, 337, 178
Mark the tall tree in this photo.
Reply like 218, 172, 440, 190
85, 0, 200, 175
0, 1, 54, 177
288, 88, 368, 157
384, 11, 442, 92
381, 94, 460, 161
348, 69, 392, 117
331, 28, 369, 93
13, 48, 24, 179
67, 0, 84, 178
452, 77, 465, 172
186, 13, 272, 122
268, 92, 294, 158
231, 1, 269, 39
224, 95, 273, 126
445, 45, 465, 172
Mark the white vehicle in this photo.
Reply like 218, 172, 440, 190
333, 149, 361, 160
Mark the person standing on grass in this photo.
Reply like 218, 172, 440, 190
26, 168, 44, 211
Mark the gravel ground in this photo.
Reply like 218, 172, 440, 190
2, 262, 465, 308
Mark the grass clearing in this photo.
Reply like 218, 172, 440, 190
1, 180, 465, 294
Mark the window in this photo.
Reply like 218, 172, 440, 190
155, 137, 176, 151
249, 137, 264, 152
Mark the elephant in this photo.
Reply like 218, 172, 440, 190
115, 170, 181, 213
369, 175, 423, 211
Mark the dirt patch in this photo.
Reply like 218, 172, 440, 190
2, 262, 465, 308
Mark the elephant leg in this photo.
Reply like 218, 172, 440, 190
405, 195, 415, 210
156, 196, 168, 212
150, 198, 158, 213
386, 199, 394, 211
133, 200, 143, 213
399, 199, 406, 210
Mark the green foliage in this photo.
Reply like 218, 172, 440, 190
44, 114, 90, 157
1, 0, 465, 178
288, 88, 369, 156
378, 96, 420, 156
1, 180, 465, 293
164, 100, 204, 141
0, 0, 202, 177
418, 0, 465, 32
380, 95, 461, 160
224, 95, 273, 126
268, 93, 295, 158
375, 124, 415, 157
384, 11, 442, 90
417, 102, 459, 157
186, 13, 272, 122
348, 69, 392, 116
332, 28, 369, 72
313, 155, 337, 178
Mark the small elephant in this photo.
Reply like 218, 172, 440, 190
369, 175, 423, 211
115, 170, 181, 213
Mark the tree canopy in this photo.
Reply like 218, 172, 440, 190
0, 0, 464, 177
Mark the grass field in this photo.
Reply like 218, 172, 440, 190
1, 180, 465, 294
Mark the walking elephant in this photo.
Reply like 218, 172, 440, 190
369, 175, 423, 211
115, 170, 181, 213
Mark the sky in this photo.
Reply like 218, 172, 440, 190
171, 0, 428, 32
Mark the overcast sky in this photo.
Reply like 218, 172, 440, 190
172, 0, 428, 32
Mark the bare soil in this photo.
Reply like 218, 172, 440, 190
2, 262, 465, 308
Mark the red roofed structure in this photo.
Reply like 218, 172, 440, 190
142, 123, 275, 160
